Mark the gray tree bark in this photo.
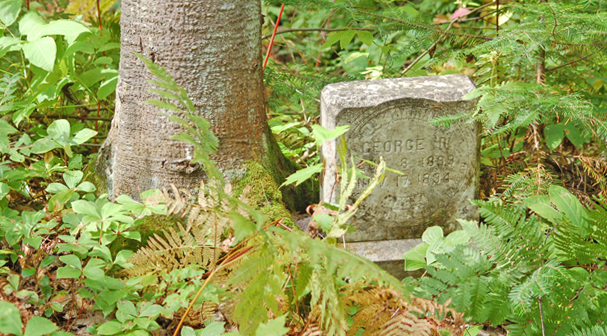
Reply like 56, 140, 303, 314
96, 0, 311, 209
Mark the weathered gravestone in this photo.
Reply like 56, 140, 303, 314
320, 75, 480, 278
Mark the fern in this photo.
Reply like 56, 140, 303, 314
414, 189, 607, 335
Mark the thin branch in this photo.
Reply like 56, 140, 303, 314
538, 297, 546, 336
262, 27, 373, 39
400, 19, 457, 76
354, 10, 492, 41
546, 49, 602, 72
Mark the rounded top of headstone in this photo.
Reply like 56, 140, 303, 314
321, 75, 476, 114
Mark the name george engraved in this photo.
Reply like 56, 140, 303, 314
337, 99, 478, 241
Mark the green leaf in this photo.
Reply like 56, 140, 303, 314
31, 138, 58, 154
19, 11, 46, 40
345, 52, 368, 64
402, 242, 429, 271
0, 0, 22, 26
549, 185, 586, 228
23, 37, 57, 72
24, 316, 58, 336
72, 128, 97, 144
313, 213, 334, 232
38, 20, 90, 44
339, 30, 357, 49
563, 123, 587, 148
71, 200, 100, 218
75, 182, 96, 193
321, 32, 343, 49
421, 226, 443, 245
199, 322, 226, 336
232, 212, 255, 243
139, 303, 164, 318
254, 315, 289, 336
311, 124, 349, 147
45, 183, 68, 194
280, 163, 322, 187
525, 195, 561, 223
401, 4, 419, 17
544, 124, 565, 151
63, 171, 83, 189
181, 326, 196, 336
59, 255, 82, 270
47, 119, 71, 139
97, 76, 118, 99
83, 259, 105, 281
96, 321, 122, 335
0, 182, 10, 199
0, 301, 23, 335
356, 31, 374, 46
56, 266, 81, 279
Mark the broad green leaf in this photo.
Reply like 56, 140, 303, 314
199, 322, 226, 336
31, 138, 58, 154
444, 230, 470, 246
71, 200, 100, 218
24, 316, 58, 336
544, 124, 565, 151
47, 119, 70, 139
83, 259, 105, 281
402, 242, 429, 271
96, 321, 122, 335
38, 20, 90, 44
312, 213, 334, 232
549, 185, 586, 228
56, 266, 81, 279
357, 30, 374, 46
311, 124, 350, 147
75, 182, 96, 193
23, 37, 57, 72
45, 183, 69, 194
139, 303, 164, 318
0, 301, 23, 335
563, 123, 587, 148
59, 255, 81, 270
525, 195, 561, 223
232, 212, 255, 243
97, 75, 118, 99
421, 226, 443, 245
280, 163, 322, 187
345, 52, 368, 64
63, 171, 83, 189
321, 32, 343, 49
181, 326, 196, 336
0, 36, 20, 58
254, 315, 289, 336
401, 4, 419, 17
0, 0, 22, 26
0, 119, 18, 135
72, 128, 97, 144
19, 11, 46, 40
339, 30, 357, 49
0, 182, 10, 199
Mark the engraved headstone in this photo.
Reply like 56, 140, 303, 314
320, 75, 480, 278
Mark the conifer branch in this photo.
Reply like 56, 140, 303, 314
545, 49, 602, 72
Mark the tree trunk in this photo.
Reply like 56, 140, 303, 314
96, 0, 313, 211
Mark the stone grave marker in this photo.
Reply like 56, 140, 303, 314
320, 75, 480, 278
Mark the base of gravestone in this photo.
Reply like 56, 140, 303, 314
345, 239, 423, 280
